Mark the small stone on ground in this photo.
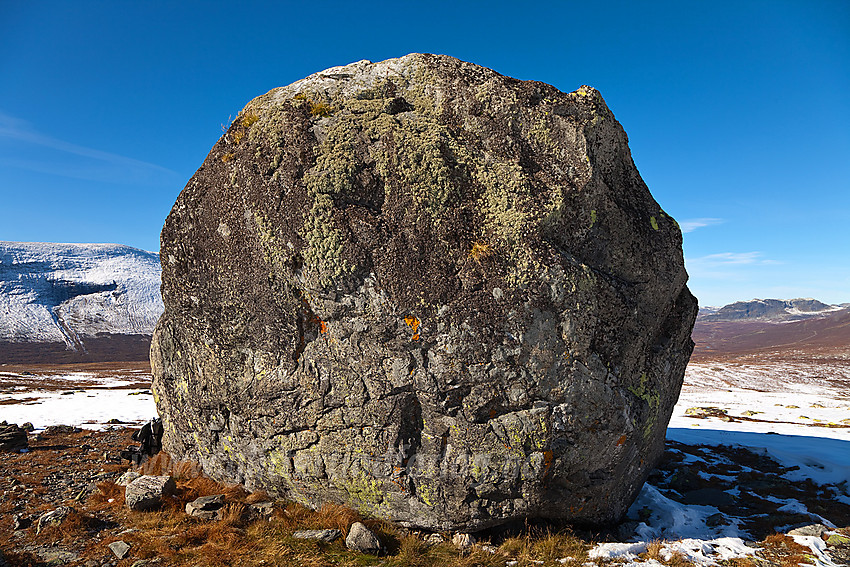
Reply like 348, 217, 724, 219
345, 522, 381, 554
108, 540, 131, 559
292, 529, 342, 542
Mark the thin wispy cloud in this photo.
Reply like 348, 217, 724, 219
679, 217, 723, 233
0, 111, 182, 185
689, 252, 765, 266
685, 252, 782, 283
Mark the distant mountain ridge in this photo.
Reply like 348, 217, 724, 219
698, 298, 845, 323
692, 297, 850, 359
0, 241, 163, 363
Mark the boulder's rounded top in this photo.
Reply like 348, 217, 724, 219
245, 53, 608, 116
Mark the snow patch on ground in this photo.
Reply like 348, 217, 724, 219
0, 371, 156, 429
586, 359, 850, 564
627, 485, 744, 541
672, 362, 850, 488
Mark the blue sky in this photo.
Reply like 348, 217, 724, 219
1, 1, 848, 306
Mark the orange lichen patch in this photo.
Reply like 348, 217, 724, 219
617, 434, 627, 446
469, 241, 491, 262
405, 315, 421, 340
319, 320, 328, 334
542, 450, 554, 479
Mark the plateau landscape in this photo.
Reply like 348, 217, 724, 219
1, 2, 848, 567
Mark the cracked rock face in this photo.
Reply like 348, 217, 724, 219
152, 53, 697, 531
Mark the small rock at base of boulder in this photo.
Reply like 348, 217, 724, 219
0, 422, 28, 452
346, 522, 382, 555
248, 501, 274, 520
125, 475, 176, 511
116, 471, 142, 486
787, 524, 829, 537
423, 533, 444, 545
186, 494, 225, 520
108, 540, 131, 560
292, 529, 342, 542
452, 533, 475, 550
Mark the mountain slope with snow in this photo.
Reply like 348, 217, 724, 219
699, 298, 843, 323
0, 242, 163, 354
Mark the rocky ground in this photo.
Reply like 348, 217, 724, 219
1, 425, 848, 567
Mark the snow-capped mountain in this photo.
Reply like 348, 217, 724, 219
0, 242, 163, 353
698, 297, 844, 323
692, 298, 849, 358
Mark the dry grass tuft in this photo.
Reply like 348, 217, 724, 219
761, 533, 813, 567
315, 502, 363, 535
665, 549, 693, 567
309, 101, 334, 117
387, 535, 432, 566
137, 451, 183, 476
246, 489, 271, 504
87, 480, 125, 510
644, 539, 664, 561
0, 549, 40, 567
57, 510, 96, 541
469, 241, 492, 263
529, 530, 588, 562
241, 112, 259, 127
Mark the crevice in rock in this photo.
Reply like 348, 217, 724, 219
291, 293, 322, 364
397, 393, 423, 466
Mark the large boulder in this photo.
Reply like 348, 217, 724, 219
152, 54, 697, 531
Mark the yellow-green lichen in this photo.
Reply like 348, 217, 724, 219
268, 449, 289, 476
296, 82, 477, 287
529, 118, 554, 148
415, 479, 439, 507
335, 472, 387, 514
629, 372, 661, 440
372, 117, 466, 216
590, 209, 597, 227
254, 212, 289, 276
474, 160, 555, 287
650, 216, 659, 231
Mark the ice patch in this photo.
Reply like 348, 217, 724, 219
791, 535, 843, 567
627, 484, 743, 541
588, 542, 647, 560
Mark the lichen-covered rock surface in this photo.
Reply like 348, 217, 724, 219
152, 53, 698, 531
